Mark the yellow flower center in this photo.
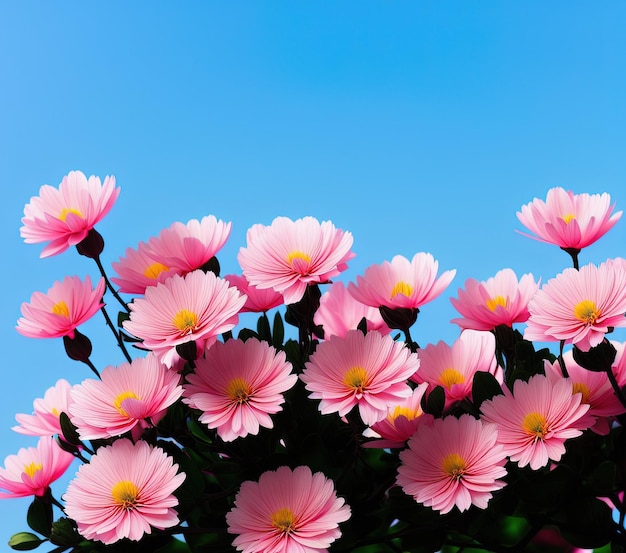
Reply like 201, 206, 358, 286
343, 366, 368, 393
572, 382, 591, 404
143, 262, 169, 279
561, 213, 576, 224
172, 309, 198, 334
522, 412, 548, 441
23, 462, 43, 479
271, 507, 296, 534
486, 295, 508, 312
51, 408, 59, 417
114, 391, 140, 416
574, 300, 600, 325
439, 368, 465, 389
58, 207, 84, 222
226, 377, 252, 404
111, 480, 139, 510
51, 301, 70, 318
389, 405, 421, 422
442, 452, 466, 480
391, 281, 413, 300
286, 251, 311, 266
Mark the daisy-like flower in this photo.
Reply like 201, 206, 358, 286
226, 465, 351, 553
524, 261, 626, 352
397, 414, 508, 514
301, 330, 419, 425
480, 374, 590, 470
69, 352, 183, 441
450, 269, 540, 331
612, 340, 626, 388
20, 170, 120, 258
238, 216, 355, 305
63, 439, 185, 544
224, 274, 285, 313
16, 275, 105, 339
411, 330, 502, 412
0, 436, 74, 498
517, 187, 622, 251
314, 281, 390, 339
122, 270, 246, 367
183, 338, 297, 442
13, 379, 74, 437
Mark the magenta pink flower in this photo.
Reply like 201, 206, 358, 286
524, 261, 626, 351
0, 436, 74, 498
238, 216, 355, 305
348, 253, 456, 310
411, 330, 502, 411
226, 465, 351, 553
314, 281, 391, 339
450, 269, 540, 331
301, 330, 419, 425
69, 352, 183, 440
517, 187, 622, 250
612, 340, 626, 388
13, 379, 74, 437
20, 170, 120, 258
224, 274, 284, 313
122, 270, 246, 367
16, 275, 105, 339
183, 338, 297, 441
397, 414, 507, 514
480, 374, 590, 470
63, 439, 185, 544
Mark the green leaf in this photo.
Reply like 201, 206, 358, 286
8, 532, 44, 551
154, 537, 193, 553
117, 310, 130, 327
237, 328, 259, 342
553, 496, 614, 548
422, 386, 445, 417
272, 311, 284, 348
27, 497, 52, 537
257, 313, 271, 342
472, 371, 503, 409
58, 412, 81, 446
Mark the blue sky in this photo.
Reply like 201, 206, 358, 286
1, 2, 625, 547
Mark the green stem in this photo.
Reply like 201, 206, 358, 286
94, 255, 130, 313
100, 306, 132, 363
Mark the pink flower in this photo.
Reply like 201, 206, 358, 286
314, 281, 391, 339
411, 330, 502, 411
183, 338, 297, 442
16, 275, 105, 339
612, 340, 626, 388
450, 269, 540, 331
480, 374, 590, 470
0, 436, 74, 498
238, 216, 355, 305
69, 352, 183, 440
20, 170, 120, 258
347, 253, 456, 310
226, 465, 351, 553
63, 439, 185, 544
524, 261, 626, 351
224, 274, 284, 313
301, 330, 419, 425
122, 270, 246, 367
13, 379, 75, 437
397, 414, 507, 514
517, 187, 622, 251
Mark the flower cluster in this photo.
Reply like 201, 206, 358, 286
3, 172, 626, 553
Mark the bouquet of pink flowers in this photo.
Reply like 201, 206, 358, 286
3, 171, 626, 552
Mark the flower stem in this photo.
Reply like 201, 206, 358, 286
100, 306, 133, 363
94, 255, 130, 313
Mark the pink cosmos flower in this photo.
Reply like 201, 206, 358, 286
20, 170, 120, 258
0, 436, 74, 498
13, 379, 75, 437
122, 270, 246, 367
314, 281, 391, 339
69, 352, 183, 441
224, 274, 285, 313
524, 261, 626, 351
411, 330, 502, 412
183, 338, 297, 442
63, 439, 185, 544
612, 341, 626, 388
301, 330, 419, 425
517, 187, 622, 251
238, 216, 355, 305
16, 275, 105, 339
450, 269, 540, 331
226, 465, 351, 553
480, 374, 590, 470
397, 414, 507, 514
347, 253, 456, 310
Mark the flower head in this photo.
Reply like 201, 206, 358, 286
301, 330, 419, 425
226, 465, 351, 553
183, 338, 297, 441
16, 275, 105, 339
517, 187, 622, 251
13, 379, 75, 437
224, 274, 285, 313
63, 439, 185, 544
238, 216, 355, 305
20, 170, 120, 258
397, 414, 508, 514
